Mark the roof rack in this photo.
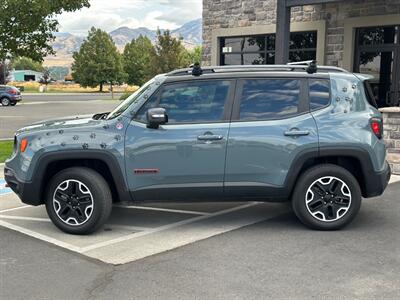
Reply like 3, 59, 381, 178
167, 61, 349, 77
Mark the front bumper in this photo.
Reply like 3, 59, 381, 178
4, 167, 41, 206
363, 161, 391, 198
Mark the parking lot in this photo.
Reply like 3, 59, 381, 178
0, 164, 289, 265
0, 94, 120, 139
1, 160, 400, 299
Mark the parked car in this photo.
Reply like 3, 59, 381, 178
4, 62, 391, 234
0, 85, 22, 106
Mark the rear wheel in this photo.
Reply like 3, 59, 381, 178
292, 164, 361, 230
45, 167, 112, 234
1, 97, 10, 106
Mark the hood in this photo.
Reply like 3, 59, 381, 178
16, 114, 101, 135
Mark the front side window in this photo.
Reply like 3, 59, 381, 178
136, 80, 232, 123
309, 79, 330, 111
238, 79, 301, 121
107, 78, 155, 119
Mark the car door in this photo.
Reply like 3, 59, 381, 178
125, 79, 235, 201
224, 76, 319, 200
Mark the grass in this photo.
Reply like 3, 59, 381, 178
8, 81, 139, 94
0, 140, 14, 163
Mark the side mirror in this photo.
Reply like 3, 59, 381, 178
146, 108, 168, 129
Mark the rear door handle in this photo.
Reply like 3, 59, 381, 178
284, 130, 310, 137
197, 134, 224, 141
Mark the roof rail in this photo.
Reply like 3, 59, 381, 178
167, 62, 349, 77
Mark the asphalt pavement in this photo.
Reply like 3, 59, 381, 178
0, 94, 121, 139
22, 93, 123, 102
1, 181, 399, 299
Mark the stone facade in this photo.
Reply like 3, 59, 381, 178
202, 0, 400, 67
381, 107, 400, 175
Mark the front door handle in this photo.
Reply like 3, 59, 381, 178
197, 134, 224, 141
284, 129, 310, 137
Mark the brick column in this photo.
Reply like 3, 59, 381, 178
380, 107, 400, 175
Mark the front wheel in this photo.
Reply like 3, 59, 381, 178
292, 164, 361, 230
45, 167, 112, 235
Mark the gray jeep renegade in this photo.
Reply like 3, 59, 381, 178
4, 63, 391, 234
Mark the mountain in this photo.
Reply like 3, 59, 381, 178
110, 27, 157, 48
171, 19, 202, 46
44, 19, 202, 67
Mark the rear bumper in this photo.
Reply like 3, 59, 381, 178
11, 95, 22, 102
4, 167, 41, 206
363, 161, 391, 198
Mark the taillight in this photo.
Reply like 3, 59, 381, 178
370, 118, 383, 139
8, 89, 17, 95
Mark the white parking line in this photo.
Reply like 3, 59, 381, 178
0, 205, 30, 214
20, 101, 49, 105
107, 224, 151, 231
0, 219, 81, 252
0, 215, 50, 222
80, 202, 258, 253
113, 204, 211, 216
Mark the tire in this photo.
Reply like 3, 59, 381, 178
1, 97, 11, 106
10, 102, 17, 106
292, 164, 361, 230
45, 167, 112, 235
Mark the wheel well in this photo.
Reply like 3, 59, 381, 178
295, 155, 367, 197
40, 159, 119, 203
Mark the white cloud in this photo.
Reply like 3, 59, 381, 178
57, 0, 202, 35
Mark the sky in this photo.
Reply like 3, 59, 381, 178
57, 0, 202, 35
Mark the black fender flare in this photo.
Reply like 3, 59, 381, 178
28, 149, 131, 205
284, 146, 384, 198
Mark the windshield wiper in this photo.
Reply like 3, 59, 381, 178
92, 112, 110, 120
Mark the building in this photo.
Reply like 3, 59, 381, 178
202, 0, 400, 107
9, 70, 44, 82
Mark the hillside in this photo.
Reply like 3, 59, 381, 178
44, 19, 202, 67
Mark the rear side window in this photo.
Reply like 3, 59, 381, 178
238, 79, 301, 121
363, 80, 378, 108
135, 80, 232, 123
309, 79, 330, 111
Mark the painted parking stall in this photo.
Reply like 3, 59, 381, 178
0, 179, 12, 195
0, 186, 290, 265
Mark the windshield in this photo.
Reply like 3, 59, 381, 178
106, 78, 155, 119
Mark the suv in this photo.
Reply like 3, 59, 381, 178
0, 85, 22, 106
4, 63, 391, 234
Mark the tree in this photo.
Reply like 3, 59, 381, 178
72, 27, 127, 92
39, 68, 51, 85
151, 29, 190, 74
13, 57, 44, 72
123, 35, 154, 86
186, 46, 203, 65
0, 0, 90, 62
